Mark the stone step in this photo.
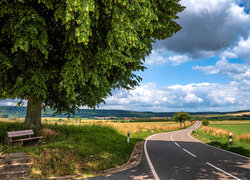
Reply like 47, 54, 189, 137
1, 152, 27, 158
0, 170, 30, 179
0, 163, 31, 173
0, 156, 31, 165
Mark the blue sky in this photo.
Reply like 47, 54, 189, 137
1, 0, 250, 112
99, 0, 250, 112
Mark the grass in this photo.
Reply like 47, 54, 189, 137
0, 120, 193, 178
192, 120, 250, 157
209, 120, 250, 125
209, 124, 250, 135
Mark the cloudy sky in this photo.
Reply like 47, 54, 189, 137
1, 0, 250, 112
100, 0, 250, 112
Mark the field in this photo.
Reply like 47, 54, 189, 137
192, 120, 250, 157
0, 119, 192, 178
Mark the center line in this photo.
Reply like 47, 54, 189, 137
206, 162, 241, 180
182, 148, 197, 157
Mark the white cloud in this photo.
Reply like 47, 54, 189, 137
233, 35, 250, 61
1, 80, 249, 112
184, 94, 203, 103
0, 100, 21, 106
145, 49, 190, 66
220, 51, 238, 59
99, 80, 250, 112
193, 58, 250, 82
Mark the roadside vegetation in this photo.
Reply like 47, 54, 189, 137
192, 120, 250, 157
0, 119, 194, 178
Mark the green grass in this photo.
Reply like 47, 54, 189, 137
0, 121, 193, 178
192, 126, 250, 157
209, 124, 250, 135
0, 121, 139, 178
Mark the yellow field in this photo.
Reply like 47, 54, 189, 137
0, 117, 192, 134
226, 112, 250, 116
101, 121, 192, 134
209, 120, 250, 125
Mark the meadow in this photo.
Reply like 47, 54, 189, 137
0, 119, 192, 178
192, 120, 250, 157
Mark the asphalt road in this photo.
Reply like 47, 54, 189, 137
90, 121, 250, 179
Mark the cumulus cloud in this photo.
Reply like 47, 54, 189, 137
99, 80, 250, 112
153, 0, 250, 58
2, 80, 249, 112
193, 58, 250, 82
233, 35, 250, 61
237, 0, 250, 12
145, 49, 190, 66
0, 99, 21, 106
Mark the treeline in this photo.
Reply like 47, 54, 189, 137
0, 106, 249, 120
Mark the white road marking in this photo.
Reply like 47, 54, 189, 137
206, 162, 241, 180
144, 134, 160, 180
174, 142, 180, 147
171, 129, 198, 157
182, 148, 197, 157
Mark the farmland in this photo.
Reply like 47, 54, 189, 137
192, 120, 250, 157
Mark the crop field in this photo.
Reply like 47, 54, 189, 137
192, 120, 250, 157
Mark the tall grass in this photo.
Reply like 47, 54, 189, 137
201, 126, 250, 143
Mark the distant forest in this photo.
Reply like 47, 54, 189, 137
0, 106, 249, 120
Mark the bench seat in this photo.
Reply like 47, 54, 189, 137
7, 130, 43, 145
9, 136, 43, 143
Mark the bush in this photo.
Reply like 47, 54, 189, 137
202, 119, 209, 126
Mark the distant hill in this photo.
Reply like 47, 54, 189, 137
0, 106, 249, 119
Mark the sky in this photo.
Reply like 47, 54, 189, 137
1, 0, 250, 112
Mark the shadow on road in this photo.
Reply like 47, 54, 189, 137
89, 140, 249, 180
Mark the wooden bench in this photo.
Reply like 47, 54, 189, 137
7, 130, 43, 145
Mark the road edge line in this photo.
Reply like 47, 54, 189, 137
144, 134, 160, 180
188, 131, 250, 160
206, 162, 241, 180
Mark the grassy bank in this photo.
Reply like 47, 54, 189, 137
192, 121, 250, 157
0, 120, 193, 178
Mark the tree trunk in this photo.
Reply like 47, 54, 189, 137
24, 96, 42, 130
184, 121, 186, 127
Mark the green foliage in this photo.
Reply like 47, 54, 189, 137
202, 118, 209, 126
74, 116, 81, 123
173, 111, 192, 127
0, 0, 184, 119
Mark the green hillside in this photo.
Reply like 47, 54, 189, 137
0, 106, 249, 119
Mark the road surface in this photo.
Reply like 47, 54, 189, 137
89, 121, 250, 179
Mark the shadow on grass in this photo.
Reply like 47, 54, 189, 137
207, 141, 250, 157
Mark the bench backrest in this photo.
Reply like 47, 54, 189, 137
7, 130, 34, 138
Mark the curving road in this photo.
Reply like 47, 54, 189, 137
90, 121, 250, 179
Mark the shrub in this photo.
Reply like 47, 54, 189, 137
202, 119, 209, 126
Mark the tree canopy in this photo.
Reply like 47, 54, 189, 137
0, 0, 184, 129
173, 111, 192, 127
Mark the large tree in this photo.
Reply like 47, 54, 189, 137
173, 111, 192, 127
0, 0, 184, 129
